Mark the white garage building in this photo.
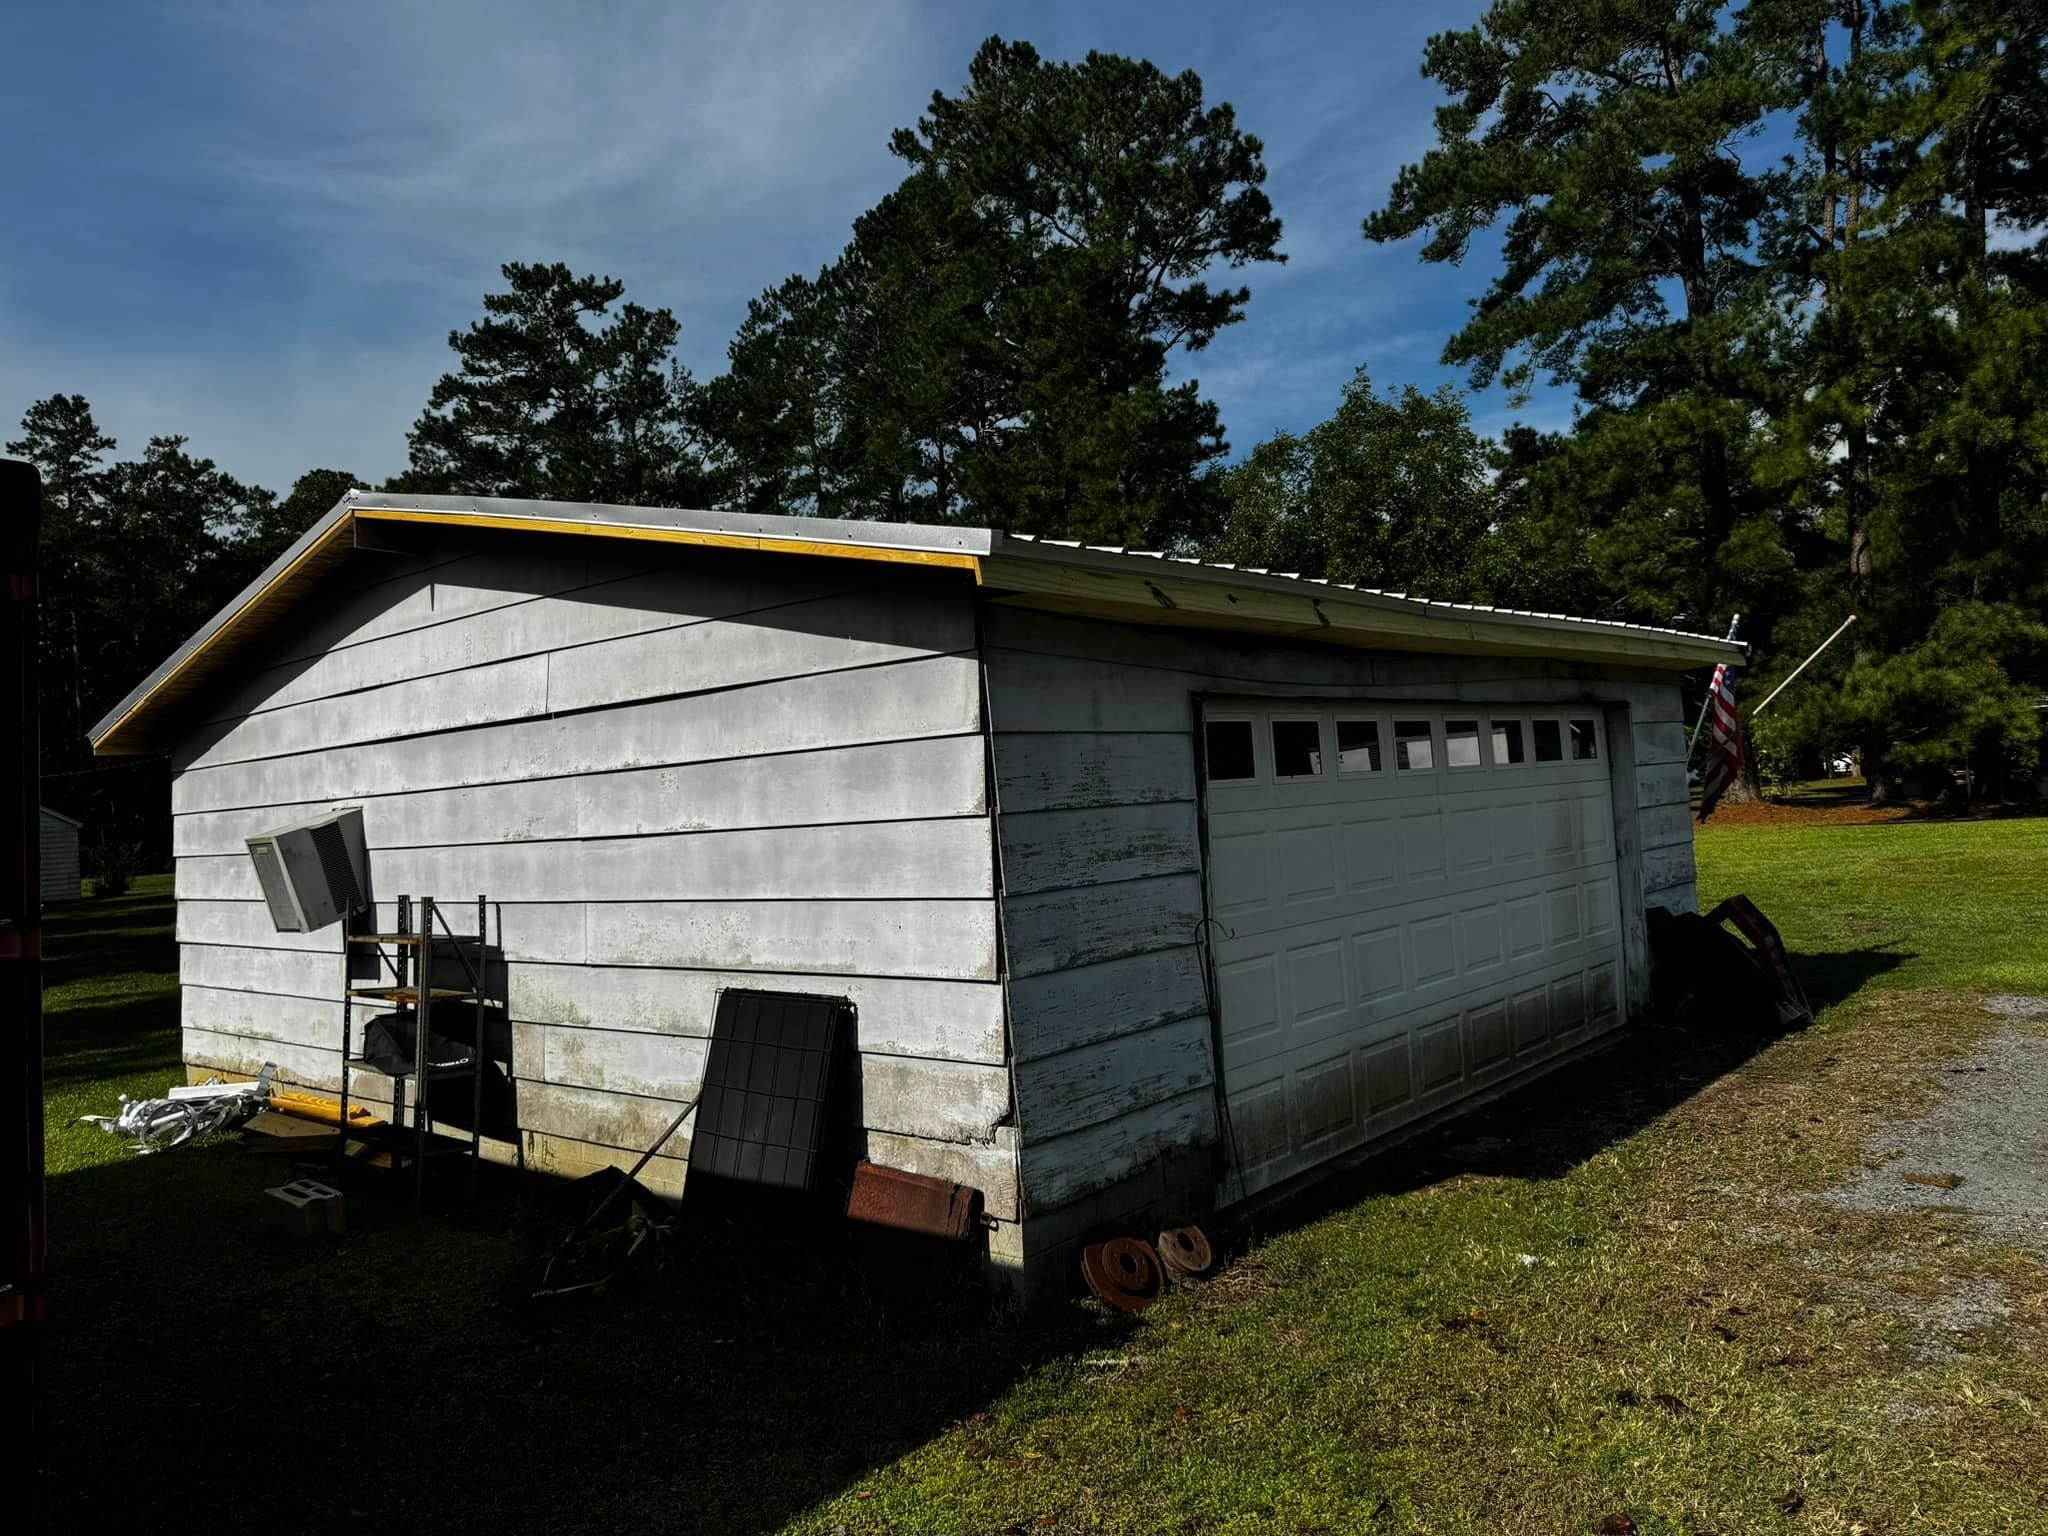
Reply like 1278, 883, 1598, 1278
90, 493, 1737, 1293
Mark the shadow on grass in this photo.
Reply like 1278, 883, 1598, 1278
44, 1138, 1127, 1536
42, 986, 181, 1094
39, 877, 1915, 1534
40, 887, 177, 992
1237, 944, 1908, 1251
1797, 944, 1912, 1012
43, 1033, 182, 1094
38, 876, 1120, 1535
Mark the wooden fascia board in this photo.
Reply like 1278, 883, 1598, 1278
89, 511, 362, 755
350, 508, 986, 578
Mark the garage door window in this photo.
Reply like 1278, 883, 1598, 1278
1445, 719, 1483, 769
1271, 719, 1324, 779
1337, 718, 1381, 774
1532, 719, 1563, 762
1491, 720, 1525, 764
1394, 719, 1435, 771
1570, 719, 1599, 760
1205, 719, 1257, 782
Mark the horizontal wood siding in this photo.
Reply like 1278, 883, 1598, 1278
39, 809, 80, 902
171, 654, 980, 813
190, 549, 847, 728
984, 605, 1698, 1219
1631, 730, 1699, 911
172, 540, 1015, 1216
998, 803, 1201, 895
176, 818, 994, 903
173, 735, 986, 853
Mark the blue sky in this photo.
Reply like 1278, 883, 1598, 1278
1, 0, 1567, 495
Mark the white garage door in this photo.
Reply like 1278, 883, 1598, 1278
1201, 700, 1626, 1199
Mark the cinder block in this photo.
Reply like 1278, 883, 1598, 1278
261, 1179, 347, 1236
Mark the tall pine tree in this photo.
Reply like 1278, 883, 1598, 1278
703, 37, 1282, 546
401, 262, 713, 508
1365, 0, 1790, 643
7, 394, 113, 776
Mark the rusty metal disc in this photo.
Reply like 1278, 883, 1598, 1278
1155, 1223, 1214, 1280
1079, 1237, 1163, 1312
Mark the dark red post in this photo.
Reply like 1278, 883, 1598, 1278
0, 459, 47, 1531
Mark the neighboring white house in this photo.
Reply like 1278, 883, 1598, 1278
40, 805, 82, 903
88, 492, 1742, 1296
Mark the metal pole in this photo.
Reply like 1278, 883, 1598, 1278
336, 923, 352, 1178
415, 896, 433, 1212
470, 893, 484, 1203
1686, 614, 1742, 760
1750, 614, 1858, 720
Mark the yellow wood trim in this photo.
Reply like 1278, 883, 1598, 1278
351, 508, 985, 580
92, 513, 362, 753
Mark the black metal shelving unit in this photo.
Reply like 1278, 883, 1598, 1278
336, 894, 497, 1208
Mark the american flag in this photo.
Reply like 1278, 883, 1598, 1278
1696, 660, 1744, 822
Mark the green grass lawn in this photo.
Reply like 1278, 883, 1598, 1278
40, 821, 2048, 1534
1697, 816, 2048, 996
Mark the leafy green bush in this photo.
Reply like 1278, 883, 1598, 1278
1842, 602, 2048, 792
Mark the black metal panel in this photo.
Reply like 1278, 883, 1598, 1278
692, 990, 851, 1193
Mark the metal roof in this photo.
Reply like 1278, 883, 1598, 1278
89, 490, 1743, 755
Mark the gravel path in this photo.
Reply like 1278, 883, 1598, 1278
1825, 1010, 2048, 1253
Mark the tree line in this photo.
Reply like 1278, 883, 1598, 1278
15, 8, 2047, 861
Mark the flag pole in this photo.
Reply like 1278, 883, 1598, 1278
1749, 614, 1858, 720
1686, 614, 1742, 760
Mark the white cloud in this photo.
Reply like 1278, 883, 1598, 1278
186, 0, 941, 300
3, 1, 1533, 492
4, 0, 949, 488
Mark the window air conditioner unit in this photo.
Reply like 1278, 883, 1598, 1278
245, 808, 369, 933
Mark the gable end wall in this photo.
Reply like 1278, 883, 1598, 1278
169, 534, 1016, 1218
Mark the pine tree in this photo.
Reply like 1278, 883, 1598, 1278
705, 37, 1282, 546
1365, 0, 1787, 638
401, 262, 713, 507
1742, 0, 2048, 798
7, 394, 113, 773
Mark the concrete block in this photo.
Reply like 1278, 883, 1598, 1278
261, 1179, 346, 1236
